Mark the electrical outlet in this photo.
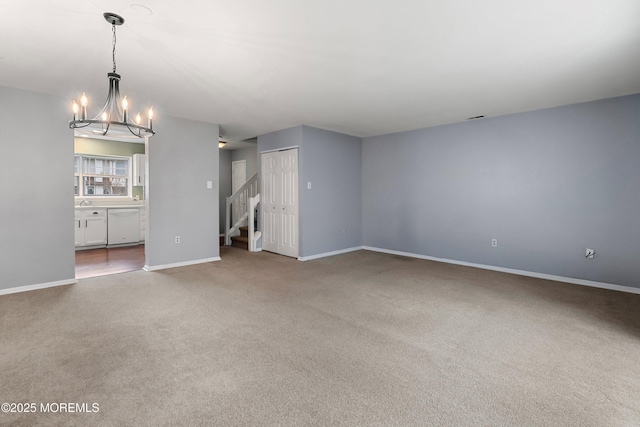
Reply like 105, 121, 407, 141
175, 236, 181, 244
585, 248, 595, 259
491, 238, 498, 247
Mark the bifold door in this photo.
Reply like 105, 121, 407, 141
261, 148, 298, 258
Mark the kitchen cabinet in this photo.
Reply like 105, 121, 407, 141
75, 209, 107, 247
132, 153, 146, 186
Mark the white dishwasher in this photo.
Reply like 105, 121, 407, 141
107, 208, 140, 246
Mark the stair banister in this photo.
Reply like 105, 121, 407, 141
248, 194, 261, 252
225, 173, 258, 246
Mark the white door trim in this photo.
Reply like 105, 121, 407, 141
260, 145, 300, 155
260, 148, 299, 258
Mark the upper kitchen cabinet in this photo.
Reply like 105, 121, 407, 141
133, 153, 146, 187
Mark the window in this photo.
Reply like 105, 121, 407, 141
75, 154, 130, 197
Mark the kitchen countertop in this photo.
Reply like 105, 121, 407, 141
75, 204, 144, 210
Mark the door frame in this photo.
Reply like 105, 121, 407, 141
260, 147, 299, 258
231, 160, 247, 194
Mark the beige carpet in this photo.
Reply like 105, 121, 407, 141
1, 247, 639, 426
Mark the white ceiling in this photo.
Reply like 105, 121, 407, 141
2, 0, 639, 143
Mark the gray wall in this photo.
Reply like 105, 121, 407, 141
0, 86, 75, 290
258, 126, 303, 153
257, 125, 363, 258
219, 149, 232, 234
146, 115, 219, 267
363, 94, 640, 289
301, 126, 362, 256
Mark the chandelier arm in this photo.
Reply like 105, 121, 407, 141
125, 123, 155, 137
69, 121, 93, 129
70, 119, 155, 136
126, 123, 141, 137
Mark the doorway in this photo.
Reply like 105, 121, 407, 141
75, 245, 145, 279
74, 135, 147, 279
261, 148, 299, 258
231, 160, 247, 226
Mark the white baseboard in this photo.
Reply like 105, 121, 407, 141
363, 246, 640, 295
143, 257, 221, 272
298, 246, 364, 261
0, 278, 78, 296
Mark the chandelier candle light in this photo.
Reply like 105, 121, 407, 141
69, 12, 155, 138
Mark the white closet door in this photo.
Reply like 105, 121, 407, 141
278, 149, 298, 257
261, 151, 279, 253
260, 148, 298, 257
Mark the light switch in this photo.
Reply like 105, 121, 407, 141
307, 182, 312, 189
207, 180, 213, 189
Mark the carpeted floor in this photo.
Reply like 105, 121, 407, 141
1, 247, 639, 426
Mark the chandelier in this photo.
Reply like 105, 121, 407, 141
69, 13, 154, 138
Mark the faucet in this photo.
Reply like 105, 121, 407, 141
79, 200, 92, 206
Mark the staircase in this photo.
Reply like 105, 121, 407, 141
230, 226, 250, 249
225, 173, 261, 252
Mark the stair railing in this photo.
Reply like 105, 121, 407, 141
248, 194, 261, 252
225, 173, 258, 246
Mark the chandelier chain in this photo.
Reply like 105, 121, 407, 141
112, 23, 117, 73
